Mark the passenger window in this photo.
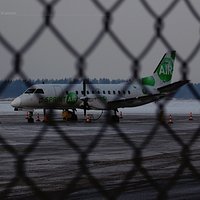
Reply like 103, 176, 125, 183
76, 91, 78, 95
25, 88, 36, 94
128, 91, 131, 94
66, 91, 68, 95
92, 91, 95, 94
118, 91, 121, 95
113, 91, 116, 95
35, 89, 44, 94
123, 91, 126, 94
108, 91, 111, 94
87, 91, 89, 95
97, 91, 100, 94
103, 91, 106, 94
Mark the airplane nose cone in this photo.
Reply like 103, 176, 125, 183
11, 97, 21, 107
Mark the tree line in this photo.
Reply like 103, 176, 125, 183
0, 78, 126, 98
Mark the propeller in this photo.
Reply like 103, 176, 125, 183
83, 79, 87, 116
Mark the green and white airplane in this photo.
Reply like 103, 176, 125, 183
11, 51, 188, 122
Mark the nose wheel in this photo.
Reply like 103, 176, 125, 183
27, 111, 34, 123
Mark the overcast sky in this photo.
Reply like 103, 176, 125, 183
0, 0, 200, 83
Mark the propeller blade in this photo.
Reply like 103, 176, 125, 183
83, 79, 87, 116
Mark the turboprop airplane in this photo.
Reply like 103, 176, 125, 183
11, 51, 188, 123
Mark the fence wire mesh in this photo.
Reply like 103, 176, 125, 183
0, 0, 200, 199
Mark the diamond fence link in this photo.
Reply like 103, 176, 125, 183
0, 0, 200, 199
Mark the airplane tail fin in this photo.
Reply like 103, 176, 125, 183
142, 51, 176, 88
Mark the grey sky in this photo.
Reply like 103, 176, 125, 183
0, 0, 200, 82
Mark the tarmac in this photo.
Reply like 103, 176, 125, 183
0, 112, 200, 199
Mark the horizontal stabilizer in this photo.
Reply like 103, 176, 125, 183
107, 93, 165, 109
157, 80, 189, 93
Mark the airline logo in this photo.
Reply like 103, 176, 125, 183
157, 57, 173, 82
66, 92, 78, 104
39, 92, 78, 105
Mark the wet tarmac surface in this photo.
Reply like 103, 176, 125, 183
0, 113, 200, 199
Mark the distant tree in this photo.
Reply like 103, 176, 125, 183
99, 78, 110, 84
91, 78, 99, 84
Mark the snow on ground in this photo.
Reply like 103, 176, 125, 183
122, 99, 200, 115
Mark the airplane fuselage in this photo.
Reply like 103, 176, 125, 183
12, 83, 158, 110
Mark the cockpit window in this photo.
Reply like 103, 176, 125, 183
24, 88, 36, 94
35, 89, 44, 94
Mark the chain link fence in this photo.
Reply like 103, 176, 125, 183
0, 0, 200, 199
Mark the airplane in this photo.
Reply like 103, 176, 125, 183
11, 51, 188, 123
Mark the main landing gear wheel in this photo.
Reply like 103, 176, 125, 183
108, 110, 120, 123
111, 115, 120, 123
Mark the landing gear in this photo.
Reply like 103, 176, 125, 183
27, 111, 34, 123
112, 110, 120, 123
108, 110, 120, 123
111, 115, 120, 123
43, 109, 49, 123
71, 110, 78, 121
